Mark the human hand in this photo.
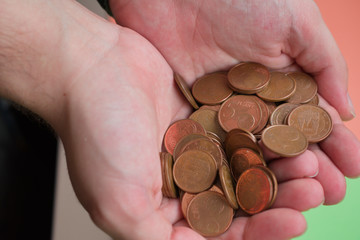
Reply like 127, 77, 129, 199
62, 21, 316, 240
1, 1, 359, 240
54, 3, 357, 240
108, 0, 360, 206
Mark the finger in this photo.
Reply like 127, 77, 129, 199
268, 150, 319, 182
272, 178, 324, 211
286, 1, 354, 120
160, 197, 183, 224
309, 144, 347, 205
318, 97, 360, 178
239, 208, 306, 240
320, 123, 360, 178
171, 225, 206, 240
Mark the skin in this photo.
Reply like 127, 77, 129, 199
1, 0, 359, 239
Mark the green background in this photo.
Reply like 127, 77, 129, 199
295, 178, 360, 240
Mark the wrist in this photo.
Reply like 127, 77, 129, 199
0, 0, 120, 130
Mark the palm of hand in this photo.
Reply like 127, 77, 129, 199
111, 0, 306, 77
62, 1, 360, 239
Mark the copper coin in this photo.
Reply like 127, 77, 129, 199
174, 72, 199, 109
307, 93, 319, 105
181, 187, 226, 219
181, 138, 223, 169
160, 152, 170, 198
286, 72, 317, 104
164, 152, 178, 198
164, 119, 206, 155
219, 147, 229, 168
265, 101, 277, 116
209, 184, 225, 195
189, 108, 227, 142
254, 165, 278, 208
261, 125, 308, 157
192, 72, 233, 105
287, 105, 333, 143
218, 95, 262, 133
199, 104, 221, 112
226, 127, 257, 143
206, 131, 223, 147
251, 96, 269, 134
173, 150, 217, 193
230, 148, 265, 181
181, 192, 196, 218
219, 164, 239, 209
187, 191, 234, 237
173, 133, 208, 161
236, 167, 273, 215
236, 147, 265, 167
256, 72, 296, 102
224, 129, 262, 159
269, 103, 299, 125
228, 62, 270, 94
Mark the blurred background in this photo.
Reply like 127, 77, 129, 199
0, 0, 359, 239
298, 0, 360, 239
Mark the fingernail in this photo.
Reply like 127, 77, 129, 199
348, 93, 356, 118
307, 169, 319, 178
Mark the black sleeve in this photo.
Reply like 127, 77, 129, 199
96, 0, 113, 16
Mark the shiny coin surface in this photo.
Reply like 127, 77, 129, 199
225, 129, 261, 159
286, 72, 317, 104
187, 191, 233, 237
192, 72, 233, 105
287, 104, 333, 143
189, 108, 227, 142
199, 104, 221, 112
261, 125, 308, 157
173, 150, 217, 193
219, 164, 239, 209
230, 148, 265, 181
228, 62, 270, 94
251, 96, 269, 134
207, 131, 223, 147
269, 103, 299, 125
236, 167, 273, 215
226, 128, 257, 143
181, 192, 196, 218
257, 72, 296, 102
164, 152, 178, 198
181, 138, 223, 169
173, 133, 208, 161
254, 165, 278, 208
218, 95, 262, 133
174, 72, 199, 109
164, 119, 206, 155
181, 184, 225, 218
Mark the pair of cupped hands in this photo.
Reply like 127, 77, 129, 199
15, 0, 360, 239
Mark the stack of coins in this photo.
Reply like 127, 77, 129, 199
160, 62, 333, 237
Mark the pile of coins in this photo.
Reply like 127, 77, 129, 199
160, 62, 333, 237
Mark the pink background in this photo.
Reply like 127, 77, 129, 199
315, 0, 360, 138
